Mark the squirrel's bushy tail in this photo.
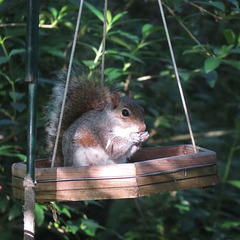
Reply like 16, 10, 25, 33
46, 68, 113, 166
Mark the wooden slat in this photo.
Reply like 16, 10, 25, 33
11, 186, 138, 202
35, 187, 138, 202
37, 163, 136, 181
12, 162, 137, 181
131, 145, 208, 162
12, 176, 138, 191
132, 145, 188, 162
135, 153, 216, 175
12, 177, 24, 189
12, 174, 218, 202
12, 162, 26, 178
12, 187, 24, 201
12, 165, 216, 192
36, 178, 137, 191
138, 175, 219, 197
137, 165, 217, 186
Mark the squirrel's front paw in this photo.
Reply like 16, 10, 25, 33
140, 131, 149, 142
130, 131, 149, 144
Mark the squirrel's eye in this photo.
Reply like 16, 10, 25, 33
122, 109, 130, 117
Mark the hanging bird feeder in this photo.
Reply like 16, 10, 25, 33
12, 0, 218, 203
12, 145, 217, 202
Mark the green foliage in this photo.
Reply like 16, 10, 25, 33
0, 0, 240, 239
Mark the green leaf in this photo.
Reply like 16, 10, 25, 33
68, 224, 79, 234
0, 119, 17, 126
104, 67, 123, 80
149, 107, 159, 117
35, 204, 45, 227
84, 2, 104, 22
112, 11, 127, 24
118, 52, 144, 64
0, 56, 9, 65
9, 91, 25, 101
204, 57, 221, 73
108, 36, 132, 50
59, 5, 76, 18
64, 21, 74, 29
40, 46, 64, 58
123, 62, 131, 72
9, 48, 25, 58
174, 204, 190, 212
106, 10, 112, 24
0, 152, 26, 160
0, 145, 26, 160
222, 221, 240, 229
11, 102, 26, 113
81, 219, 100, 237
213, 47, 224, 56
228, 180, 240, 188
183, 45, 209, 55
142, 24, 153, 35
8, 203, 22, 221
61, 207, 71, 218
228, 0, 239, 8
0, 145, 27, 160
198, 1, 225, 11
223, 29, 236, 45
179, 71, 190, 81
202, 70, 218, 88
223, 59, 240, 70
125, 231, 142, 239
82, 60, 98, 69
142, 24, 162, 39
227, 47, 240, 54
105, 50, 123, 61
78, 42, 98, 54
67, 219, 82, 234
209, 1, 225, 11
115, 31, 139, 43
154, 117, 171, 128
0, 145, 16, 152
0, 198, 9, 213
49, 7, 58, 19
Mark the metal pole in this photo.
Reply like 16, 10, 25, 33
24, 0, 39, 239
26, 0, 39, 176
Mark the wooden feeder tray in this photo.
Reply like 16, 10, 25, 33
12, 145, 218, 202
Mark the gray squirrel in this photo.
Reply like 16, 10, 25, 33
46, 68, 149, 167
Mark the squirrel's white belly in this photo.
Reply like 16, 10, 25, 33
73, 146, 124, 167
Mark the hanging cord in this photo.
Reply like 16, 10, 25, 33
101, 0, 108, 85
157, 0, 197, 153
51, 0, 84, 167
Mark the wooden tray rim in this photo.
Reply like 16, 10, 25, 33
12, 145, 217, 182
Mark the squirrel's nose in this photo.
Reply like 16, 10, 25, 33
138, 123, 146, 132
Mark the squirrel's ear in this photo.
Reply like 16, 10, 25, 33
129, 91, 134, 99
110, 92, 120, 109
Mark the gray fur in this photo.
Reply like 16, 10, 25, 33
45, 68, 149, 167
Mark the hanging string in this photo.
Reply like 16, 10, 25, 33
101, 0, 108, 85
51, 0, 84, 167
157, 0, 197, 153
